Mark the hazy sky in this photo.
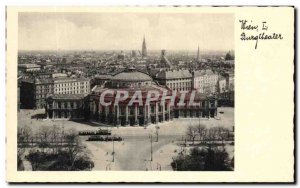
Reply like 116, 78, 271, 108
19, 12, 234, 51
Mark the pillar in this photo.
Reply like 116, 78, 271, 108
162, 102, 165, 122
144, 105, 147, 127
155, 102, 159, 124
98, 103, 102, 121
125, 105, 129, 126
134, 105, 138, 126
104, 106, 108, 123
168, 102, 171, 121
116, 105, 120, 125
148, 104, 151, 125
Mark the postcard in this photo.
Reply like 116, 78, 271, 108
6, 6, 294, 183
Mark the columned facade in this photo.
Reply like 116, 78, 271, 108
88, 98, 172, 127
45, 94, 85, 120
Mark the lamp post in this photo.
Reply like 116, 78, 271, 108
156, 162, 161, 171
155, 126, 160, 142
112, 136, 115, 162
149, 134, 153, 161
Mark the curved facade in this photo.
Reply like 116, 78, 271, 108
89, 86, 173, 127
89, 68, 173, 126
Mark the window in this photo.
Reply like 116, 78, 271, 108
151, 105, 155, 113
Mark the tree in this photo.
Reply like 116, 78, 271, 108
50, 125, 61, 153
38, 126, 52, 152
17, 147, 25, 170
197, 124, 207, 143
186, 126, 198, 145
171, 146, 233, 171
40, 126, 51, 143
64, 130, 87, 170
206, 127, 219, 145
21, 125, 32, 145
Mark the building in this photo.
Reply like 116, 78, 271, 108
52, 73, 68, 78
193, 69, 218, 94
87, 67, 173, 126
17, 76, 22, 111
44, 67, 218, 126
20, 78, 54, 109
158, 50, 173, 69
45, 94, 86, 120
142, 36, 147, 58
131, 50, 137, 58
218, 76, 227, 93
18, 64, 41, 72
173, 92, 218, 118
227, 73, 234, 91
53, 77, 90, 95
109, 67, 152, 88
92, 74, 113, 88
156, 69, 192, 91
20, 76, 90, 109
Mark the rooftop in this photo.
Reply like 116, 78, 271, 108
111, 68, 153, 82
47, 94, 86, 100
157, 69, 192, 79
193, 69, 217, 77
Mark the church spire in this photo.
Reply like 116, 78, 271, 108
142, 35, 147, 57
196, 45, 200, 62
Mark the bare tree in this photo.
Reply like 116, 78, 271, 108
37, 126, 51, 152
206, 127, 219, 145
197, 124, 207, 144
214, 126, 230, 145
186, 126, 198, 145
21, 126, 32, 147
40, 126, 51, 143
50, 125, 61, 153
64, 129, 85, 170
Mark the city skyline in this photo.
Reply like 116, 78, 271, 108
19, 12, 234, 51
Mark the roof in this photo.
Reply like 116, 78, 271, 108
22, 78, 53, 84
156, 69, 192, 80
193, 69, 217, 77
18, 64, 41, 68
94, 74, 113, 80
53, 76, 90, 83
111, 69, 153, 82
47, 94, 86, 100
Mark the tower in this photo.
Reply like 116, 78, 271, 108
160, 50, 173, 69
196, 45, 200, 62
142, 35, 147, 57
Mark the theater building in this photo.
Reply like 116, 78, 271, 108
87, 67, 174, 127
173, 92, 218, 118
44, 67, 218, 126
86, 67, 218, 127
45, 94, 86, 120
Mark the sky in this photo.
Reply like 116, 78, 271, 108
18, 12, 234, 51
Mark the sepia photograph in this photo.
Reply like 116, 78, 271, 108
4, 5, 295, 183
17, 12, 235, 171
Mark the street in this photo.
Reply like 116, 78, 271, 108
18, 107, 234, 171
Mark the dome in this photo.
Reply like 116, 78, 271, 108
112, 70, 153, 82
